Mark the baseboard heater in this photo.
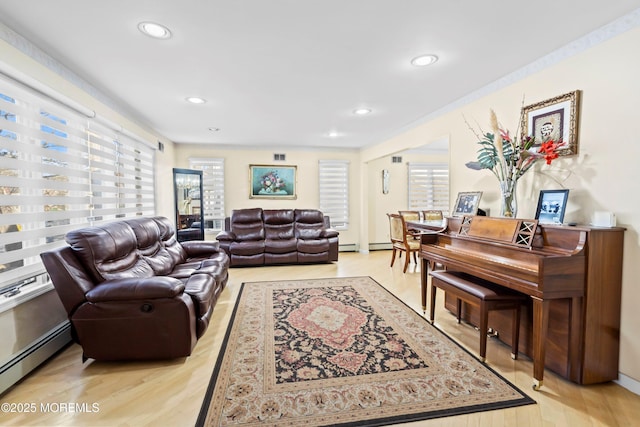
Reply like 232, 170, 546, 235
338, 243, 358, 252
369, 242, 392, 251
0, 321, 72, 395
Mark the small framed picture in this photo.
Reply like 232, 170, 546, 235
452, 191, 482, 216
535, 189, 569, 224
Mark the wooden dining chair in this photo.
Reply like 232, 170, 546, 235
398, 210, 421, 235
421, 210, 444, 220
387, 213, 421, 273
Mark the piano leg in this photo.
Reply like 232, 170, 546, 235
420, 256, 429, 313
531, 297, 550, 390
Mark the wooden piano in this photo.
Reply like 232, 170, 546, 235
410, 215, 625, 390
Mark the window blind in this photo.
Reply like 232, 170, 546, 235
319, 160, 349, 230
189, 158, 225, 230
407, 162, 450, 214
0, 73, 155, 296
88, 122, 155, 222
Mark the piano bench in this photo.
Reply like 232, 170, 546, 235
429, 270, 527, 363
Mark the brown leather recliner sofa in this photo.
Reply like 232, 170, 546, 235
40, 216, 229, 361
215, 208, 339, 266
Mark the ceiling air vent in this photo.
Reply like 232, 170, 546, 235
273, 153, 286, 161
392, 156, 402, 163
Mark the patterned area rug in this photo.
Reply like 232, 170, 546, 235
196, 277, 534, 426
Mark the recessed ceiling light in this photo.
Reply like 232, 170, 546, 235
328, 131, 340, 138
137, 21, 172, 39
186, 97, 207, 104
411, 54, 438, 67
353, 108, 372, 115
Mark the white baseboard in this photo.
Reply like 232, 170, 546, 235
615, 373, 640, 396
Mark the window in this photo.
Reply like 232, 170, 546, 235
189, 158, 225, 231
88, 122, 155, 222
0, 74, 155, 298
319, 160, 349, 230
407, 162, 449, 214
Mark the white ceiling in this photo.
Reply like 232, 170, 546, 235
0, 1, 638, 150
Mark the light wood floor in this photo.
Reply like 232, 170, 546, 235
2, 251, 639, 426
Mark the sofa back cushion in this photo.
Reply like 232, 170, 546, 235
65, 221, 154, 283
152, 216, 187, 265
125, 217, 175, 275
231, 208, 265, 241
263, 209, 295, 240
294, 209, 325, 239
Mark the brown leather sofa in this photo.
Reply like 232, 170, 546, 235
40, 216, 229, 361
215, 208, 339, 266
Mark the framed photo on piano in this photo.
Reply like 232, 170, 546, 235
535, 189, 569, 224
452, 191, 482, 216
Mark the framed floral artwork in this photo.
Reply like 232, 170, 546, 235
249, 165, 297, 199
452, 191, 482, 216
520, 90, 581, 156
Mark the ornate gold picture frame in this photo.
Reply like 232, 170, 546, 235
249, 164, 297, 199
520, 90, 581, 156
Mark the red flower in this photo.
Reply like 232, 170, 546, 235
538, 140, 561, 165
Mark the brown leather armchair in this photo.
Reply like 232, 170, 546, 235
40, 216, 229, 361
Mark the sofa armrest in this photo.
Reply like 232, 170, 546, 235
322, 228, 339, 238
85, 277, 185, 303
215, 230, 236, 241
180, 240, 222, 257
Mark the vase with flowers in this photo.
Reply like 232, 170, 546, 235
466, 110, 563, 217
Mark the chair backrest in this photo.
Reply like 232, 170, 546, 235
398, 210, 420, 221
387, 213, 407, 244
422, 210, 444, 220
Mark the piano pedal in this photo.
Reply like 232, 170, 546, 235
473, 326, 500, 339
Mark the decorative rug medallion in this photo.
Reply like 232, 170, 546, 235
196, 277, 534, 426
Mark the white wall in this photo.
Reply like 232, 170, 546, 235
174, 145, 361, 246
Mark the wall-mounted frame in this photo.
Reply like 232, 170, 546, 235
452, 191, 482, 216
520, 90, 580, 157
535, 189, 569, 224
249, 164, 297, 199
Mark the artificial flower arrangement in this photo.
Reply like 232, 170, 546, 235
259, 170, 287, 194
465, 110, 564, 217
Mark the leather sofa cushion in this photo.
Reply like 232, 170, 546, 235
295, 209, 325, 239
230, 240, 265, 256
297, 238, 330, 254
231, 208, 265, 241
153, 216, 188, 265
66, 222, 154, 282
265, 238, 297, 254
264, 209, 295, 240
125, 217, 174, 275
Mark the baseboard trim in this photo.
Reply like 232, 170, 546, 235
615, 372, 640, 396
0, 320, 72, 395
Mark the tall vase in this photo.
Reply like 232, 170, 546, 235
499, 179, 518, 218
